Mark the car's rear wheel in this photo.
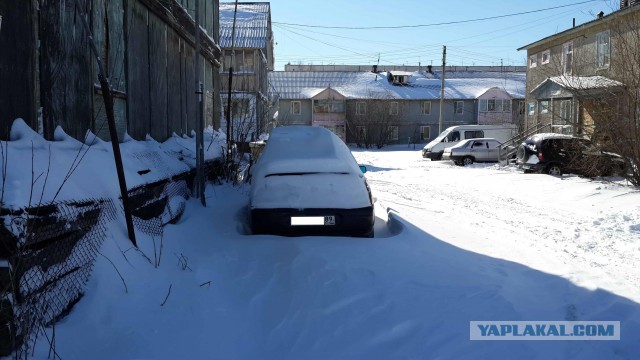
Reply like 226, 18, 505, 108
546, 164, 563, 176
463, 157, 474, 166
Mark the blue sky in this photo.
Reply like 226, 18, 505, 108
268, 0, 619, 70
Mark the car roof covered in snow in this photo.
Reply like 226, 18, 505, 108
252, 126, 362, 178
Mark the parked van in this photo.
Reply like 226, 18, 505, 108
422, 124, 517, 160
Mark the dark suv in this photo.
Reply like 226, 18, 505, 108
516, 133, 625, 177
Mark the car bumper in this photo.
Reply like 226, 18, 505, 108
521, 162, 545, 173
250, 206, 375, 237
423, 150, 442, 160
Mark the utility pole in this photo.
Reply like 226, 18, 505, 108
438, 46, 446, 134
74, 0, 136, 246
226, 0, 239, 168
194, 0, 206, 206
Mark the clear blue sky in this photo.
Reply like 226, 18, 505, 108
268, 0, 619, 70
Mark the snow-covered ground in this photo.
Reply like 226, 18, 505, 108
24, 146, 640, 359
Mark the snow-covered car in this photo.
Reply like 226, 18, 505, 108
516, 133, 626, 176
249, 126, 374, 237
442, 138, 502, 166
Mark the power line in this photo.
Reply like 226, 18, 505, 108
272, 0, 598, 30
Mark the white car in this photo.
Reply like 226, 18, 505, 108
250, 126, 374, 237
442, 138, 502, 166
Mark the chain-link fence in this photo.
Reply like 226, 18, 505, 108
0, 159, 222, 357
1, 198, 116, 357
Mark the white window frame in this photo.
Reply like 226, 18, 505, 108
389, 102, 399, 115
527, 102, 535, 116
454, 101, 464, 115
541, 50, 550, 65
503, 99, 512, 112
562, 41, 573, 75
596, 30, 610, 69
387, 126, 398, 141
356, 102, 366, 115
420, 126, 430, 140
291, 101, 301, 115
529, 54, 538, 68
421, 101, 431, 115
539, 100, 550, 114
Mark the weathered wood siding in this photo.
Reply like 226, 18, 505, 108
92, 0, 128, 141
1, 0, 220, 142
167, 29, 183, 135
149, 12, 169, 140
0, 0, 36, 139
39, 0, 93, 141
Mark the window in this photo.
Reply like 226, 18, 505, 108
387, 126, 398, 140
529, 54, 538, 68
541, 50, 550, 65
488, 99, 496, 111
528, 102, 535, 116
518, 101, 525, 115
539, 100, 549, 114
356, 102, 366, 115
465, 130, 484, 139
559, 99, 573, 125
471, 141, 485, 148
454, 101, 464, 114
503, 100, 511, 112
291, 101, 301, 115
420, 126, 430, 140
562, 42, 573, 75
421, 101, 431, 115
313, 99, 345, 113
596, 30, 610, 68
390, 102, 399, 115
479, 99, 511, 112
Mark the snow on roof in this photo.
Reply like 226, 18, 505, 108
530, 132, 576, 141
547, 76, 624, 90
252, 126, 361, 178
219, 2, 270, 49
269, 71, 526, 101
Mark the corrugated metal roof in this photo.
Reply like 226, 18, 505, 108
269, 71, 526, 100
220, 2, 270, 49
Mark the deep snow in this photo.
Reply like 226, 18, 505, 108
20, 146, 640, 360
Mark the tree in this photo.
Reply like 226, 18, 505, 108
346, 90, 402, 149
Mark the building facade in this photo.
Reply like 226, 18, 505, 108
269, 70, 525, 145
0, 0, 221, 142
518, 2, 640, 138
219, 2, 274, 142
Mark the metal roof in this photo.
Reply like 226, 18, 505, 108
269, 71, 526, 101
219, 2, 270, 49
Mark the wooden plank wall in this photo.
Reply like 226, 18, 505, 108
0, 0, 36, 139
167, 29, 183, 136
39, 0, 93, 141
148, 12, 169, 140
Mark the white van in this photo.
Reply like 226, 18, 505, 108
422, 124, 517, 160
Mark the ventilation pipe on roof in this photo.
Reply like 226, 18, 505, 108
598, 11, 604, 18
573, 18, 576, 28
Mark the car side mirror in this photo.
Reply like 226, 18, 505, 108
359, 165, 367, 174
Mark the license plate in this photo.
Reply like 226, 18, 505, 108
291, 216, 335, 226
